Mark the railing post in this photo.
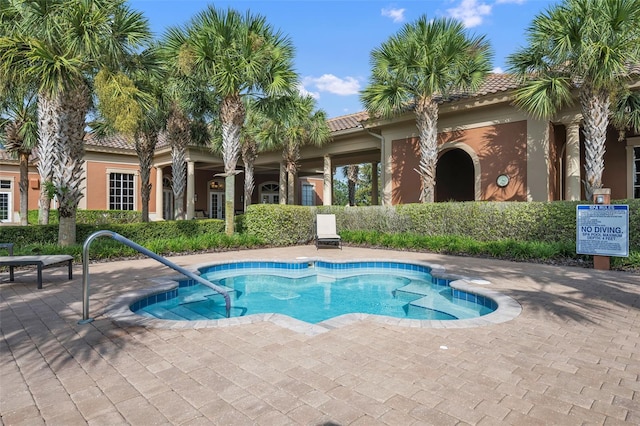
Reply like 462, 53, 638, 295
80, 230, 116, 324
79, 230, 231, 325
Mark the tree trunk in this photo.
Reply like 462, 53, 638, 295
287, 170, 296, 205
346, 164, 359, 206
38, 188, 51, 225
241, 140, 257, 211
171, 146, 186, 220
279, 164, 287, 204
220, 94, 245, 234
36, 93, 60, 225
167, 105, 190, 221
19, 152, 29, 225
58, 211, 76, 247
415, 98, 439, 203
225, 174, 235, 235
243, 164, 254, 211
174, 192, 185, 220
54, 85, 90, 246
136, 132, 157, 222
141, 179, 151, 222
580, 86, 610, 201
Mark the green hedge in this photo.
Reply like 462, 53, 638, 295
396, 201, 580, 242
244, 200, 640, 250
28, 209, 141, 225
1, 219, 225, 247
244, 204, 316, 245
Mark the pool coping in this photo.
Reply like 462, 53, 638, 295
105, 257, 522, 336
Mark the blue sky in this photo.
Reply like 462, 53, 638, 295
130, 0, 557, 119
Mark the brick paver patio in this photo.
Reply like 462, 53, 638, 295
1, 246, 639, 425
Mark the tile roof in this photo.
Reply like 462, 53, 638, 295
334, 73, 521, 129
470, 73, 521, 96
327, 111, 369, 132
84, 133, 134, 150
0, 149, 14, 161
83, 132, 169, 151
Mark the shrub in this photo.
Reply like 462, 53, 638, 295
28, 209, 141, 225
2, 219, 226, 248
244, 200, 638, 249
244, 204, 316, 245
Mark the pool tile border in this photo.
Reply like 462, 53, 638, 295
105, 258, 522, 336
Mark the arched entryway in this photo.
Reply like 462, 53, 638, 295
435, 149, 475, 202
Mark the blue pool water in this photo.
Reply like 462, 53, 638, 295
132, 261, 497, 323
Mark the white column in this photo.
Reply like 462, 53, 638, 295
565, 121, 581, 201
382, 138, 392, 205
371, 162, 379, 205
186, 161, 195, 219
323, 154, 332, 206
155, 167, 163, 220
526, 118, 550, 201
279, 163, 287, 204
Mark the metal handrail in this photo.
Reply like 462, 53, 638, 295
79, 230, 231, 324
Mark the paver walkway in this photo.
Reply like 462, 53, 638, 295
1, 246, 639, 425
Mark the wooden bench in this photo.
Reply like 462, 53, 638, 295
0, 255, 74, 289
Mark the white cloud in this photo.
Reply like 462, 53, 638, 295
302, 74, 361, 96
447, 0, 492, 28
297, 84, 320, 100
492, 66, 503, 73
381, 7, 406, 23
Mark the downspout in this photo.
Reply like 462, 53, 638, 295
367, 130, 386, 206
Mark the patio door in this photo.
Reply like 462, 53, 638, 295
163, 189, 174, 220
259, 182, 280, 204
209, 191, 225, 219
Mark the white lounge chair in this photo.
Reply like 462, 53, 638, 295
315, 214, 342, 249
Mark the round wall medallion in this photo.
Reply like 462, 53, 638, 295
496, 174, 510, 187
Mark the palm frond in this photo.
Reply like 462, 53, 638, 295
361, 14, 492, 119
513, 76, 574, 119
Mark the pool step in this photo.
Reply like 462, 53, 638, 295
180, 299, 239, 319
140, 305, 191, 321
393, 283, 449, 303
409, 296, 485, 320
395, 283, 486, 320
175, 285, 238, 305
403, 303, 458, 320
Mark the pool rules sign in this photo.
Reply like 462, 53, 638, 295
576, 205, 629, 257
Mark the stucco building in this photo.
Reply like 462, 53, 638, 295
1, 73, 639, 224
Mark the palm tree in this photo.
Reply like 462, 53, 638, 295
167, 103, 190, 220
507, 0, 640, 200
0, 84, 38, 225
239, 99, 264, 211
93, 47, 165, 222
257, 94, 331, 204
162, 6, 297, 234
361, 16, 493, 203
611, 90, 640, 140
0, 0, 151, 245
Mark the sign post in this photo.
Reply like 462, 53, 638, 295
576, 191, 629, 271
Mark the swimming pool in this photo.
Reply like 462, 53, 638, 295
131, 260, 498, 324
